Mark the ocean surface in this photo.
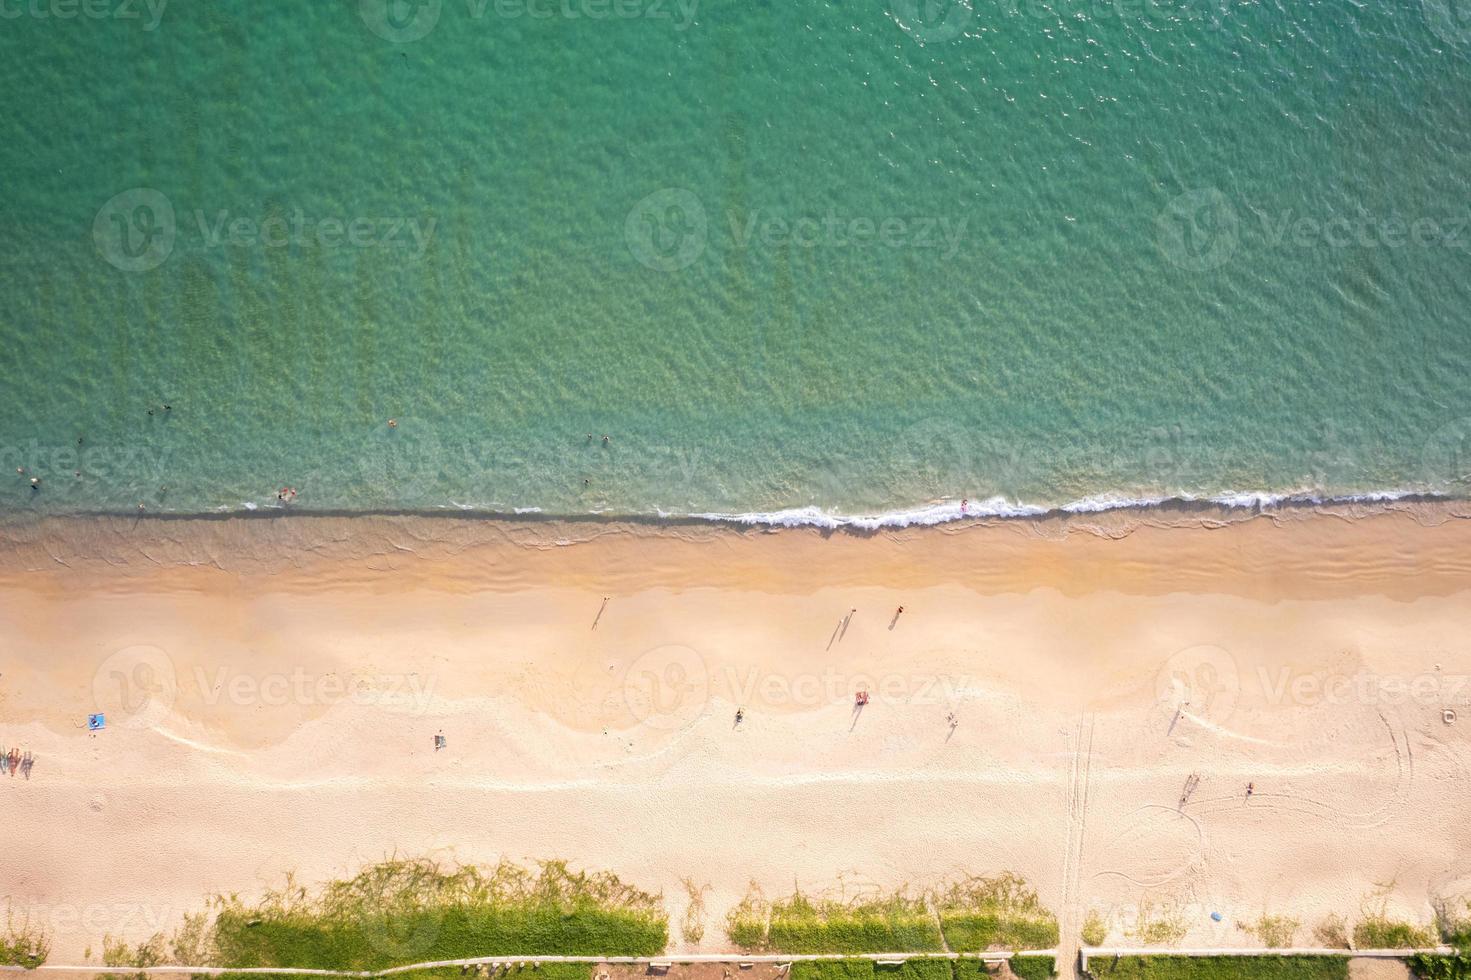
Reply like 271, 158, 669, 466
2, 0, 1470, 525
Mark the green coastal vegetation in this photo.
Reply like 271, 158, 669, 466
727, 885, 943, 953
1404, 902, 1471, 980
1, 907, 50, 968
727, 876, 1057, 954
99, 859, 666, 974
936, 876, 1059, 952
16, 862, 1456, 979
1088, 956, 1349, 980
1410, 954, 1471, 980
790, 956, 1055, 980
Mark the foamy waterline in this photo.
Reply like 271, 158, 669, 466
687, 488, 1445, 529
35, 486, 1450, 529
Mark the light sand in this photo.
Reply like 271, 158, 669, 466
1, 509, 1469, 962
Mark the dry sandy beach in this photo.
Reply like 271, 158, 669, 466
2, 506, 1470, 963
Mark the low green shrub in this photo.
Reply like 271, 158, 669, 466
1353, 916, 1436, 950
791, 960, 878, 980
734, 887, 942, 953
1410, 953, 1471, 980
0, 908, 50, 968
1091, 955, 1349, 980
936, 875, 1058, 951
98, 859, 666, 974
1008, 954, 1056, 980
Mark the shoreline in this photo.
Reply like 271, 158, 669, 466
3, 505, 1469, 961
6, 487, 1467, 531
2, 494, 1469, 579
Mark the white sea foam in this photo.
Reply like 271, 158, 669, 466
687, 488, 1440, 529
196, 487, 1444, 528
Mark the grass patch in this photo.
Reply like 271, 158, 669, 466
769, 892, 944, 953
1126, 905, 1187, 947
727, 884, 770, 951
936, 875, 1058, 952
877, 958, 956, 980
1410, 953, 1471, 980
1, 907, 50, 968
1090, 955, 1350, 980
1008, 954, 1056, 980
952, 958, 992, 980
791, 961, 879, 980
797, 957, 1032, 980
733, 888, 943, 953
104, 859, 666, 973
1438, 902, 1471, 950
1245, 916, 1300, 949
1353, 915, 1436, 950
680, 879, 709, 946
1313, 916, 1350, 950
215, 970, 589, 980
1082, 911, 1108, 948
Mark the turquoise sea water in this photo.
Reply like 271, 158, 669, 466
2, 0, 1470, 522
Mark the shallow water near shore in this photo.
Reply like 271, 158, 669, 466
2, 1, 1471, 522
